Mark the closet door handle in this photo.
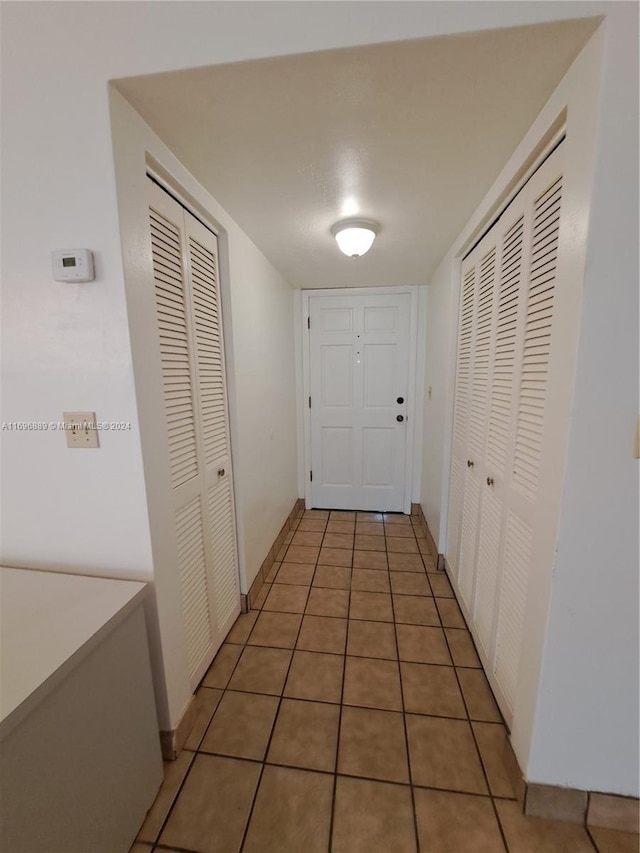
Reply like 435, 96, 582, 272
467, 460, 474, 468
486, 476, 494, 486
218, 468, 225, 478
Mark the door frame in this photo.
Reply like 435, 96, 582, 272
300, 286, 422, 514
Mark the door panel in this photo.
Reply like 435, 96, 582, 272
149, 207, 199, 491
309, 293, 412, 511
186, 213, 240, 646
473, 486, 502, 658
175, 495, 213, 679
457, 469, 481, 610
494, 511, 534, 703
321, 306, 354, 332
321, 346, 353, 406
321, 428, 353, 485
364, 305, 397, 331
207, 475, 240, 632
486, 214, 525, 477
363, 345, 396, 407
362, 428, 394, 486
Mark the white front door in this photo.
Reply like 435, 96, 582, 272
309, 292, 412, 511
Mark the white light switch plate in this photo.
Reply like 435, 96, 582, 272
63, 412, 99, 448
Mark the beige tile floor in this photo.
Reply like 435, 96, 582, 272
134, 510, 638, 853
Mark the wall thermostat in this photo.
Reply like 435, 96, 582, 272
52, 249, 95, 282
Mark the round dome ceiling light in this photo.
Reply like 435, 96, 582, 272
331, 218, 380, 258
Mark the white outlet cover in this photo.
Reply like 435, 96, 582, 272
63, 412, 99, 448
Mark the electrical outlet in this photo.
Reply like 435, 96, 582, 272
63, 412, 99, 448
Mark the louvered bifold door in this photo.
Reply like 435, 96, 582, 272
452, 229, 499, 613
491, 146, 565, 713
183, 212, 240, 645
149, 180, 240, 692
473, 201, 529, 666
446, 142, 567, 723
447, 261, 476, 583
149, 182, 216, 688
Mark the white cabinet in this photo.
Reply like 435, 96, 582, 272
0, 568, 162, 853
447, 142, 569, 722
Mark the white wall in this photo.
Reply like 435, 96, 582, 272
421, 7, 639, 796
526, 7, 639, 794
0, 0, 620, 571
223, 232, 298, 587
1, 0, 636, 783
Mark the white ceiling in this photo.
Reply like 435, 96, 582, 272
115, 19, 598, 289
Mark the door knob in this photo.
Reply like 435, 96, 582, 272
396, 397, 404, 404
396, 415, 404, 423
486, 476, 494, 486
467, 460, 474, 468
218, 468, 225, 477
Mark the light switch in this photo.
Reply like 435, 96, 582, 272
63, 412, 99, 448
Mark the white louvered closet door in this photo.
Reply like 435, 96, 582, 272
491, 147, 565, 712
447, 142, 567, 721
449, 230, 500, 613
149, 180, 240, 690
446, 263, 475, 584
473, 201, 529, 664
462, 237, 500, 612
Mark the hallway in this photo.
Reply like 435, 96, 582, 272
132, 509, 623, 853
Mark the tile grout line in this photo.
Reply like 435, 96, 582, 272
327, 510, 354, 853
179, 744, 516, 800
258, 603, 477, 622
237, 511, 311, 853
584, 824, 605, 853
153, 842, 197, 853
388, 517, 423, 853
148, 734, 200, 847
191, 683, 527, 726
440, 618, 512, 853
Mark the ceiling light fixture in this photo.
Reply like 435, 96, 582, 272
331, 218, 379, 258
